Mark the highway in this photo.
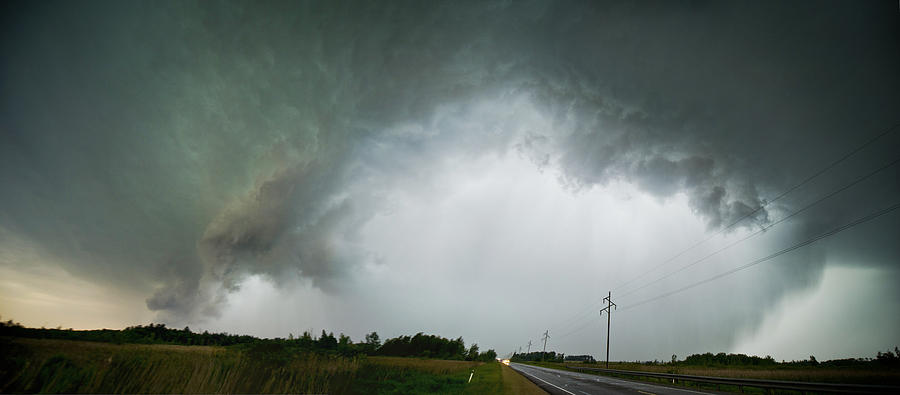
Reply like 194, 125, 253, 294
509, 363, 712, 395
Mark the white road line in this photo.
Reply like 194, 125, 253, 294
579, 390, 593, 395
519, 364, 711, 395
664, 387, 708, 395
515, 367, 577, 395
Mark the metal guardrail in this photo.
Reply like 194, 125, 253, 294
565, 365, 900, 394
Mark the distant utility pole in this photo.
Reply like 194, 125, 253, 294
541, 330, 550, 361
527, 340, 532, 354
599, 291, 617, 369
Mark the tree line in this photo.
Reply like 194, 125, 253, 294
506, 348, 900, 368
674, 351, 900, 367
511, 351, 566, 363
0, 319, 497, 361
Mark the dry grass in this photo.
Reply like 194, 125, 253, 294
1, 337, 361, 393
2, 337, 527, 394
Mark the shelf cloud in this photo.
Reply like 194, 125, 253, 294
2, 0, 898, 360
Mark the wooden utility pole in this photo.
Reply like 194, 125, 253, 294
599, 291, 617, 369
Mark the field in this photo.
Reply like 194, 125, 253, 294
523, 360, 900, 389
0, 337, 545, 394
599, 361, 900, 384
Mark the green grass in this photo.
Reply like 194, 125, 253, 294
499, 363, 547, 394
350, 356, 481, 394
347, 356, 530, 394
1, 337, 544, 394
463, 359, 502, 394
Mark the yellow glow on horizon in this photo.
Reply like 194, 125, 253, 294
0, 261, 153, 330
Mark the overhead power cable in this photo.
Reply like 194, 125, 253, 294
617, 155, 900, 299
620, 201, 900, 311
611, 123, 900, 293
555, 316, 598, 340
557, 151, 900, 330
547, 123, 899, 340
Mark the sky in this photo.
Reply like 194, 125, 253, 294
1, 0, 899, 362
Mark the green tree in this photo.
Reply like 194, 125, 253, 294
318, 330, 337, 350
478, 349, 497, 362
365, 332, 381, 348
299, 331, 314, 347
337, 333, 354, 355
466, 344, 480, 361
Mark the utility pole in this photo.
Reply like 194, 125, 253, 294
541, 330, 550, 361
527, 340, 532, 354
599, 291, 617, 369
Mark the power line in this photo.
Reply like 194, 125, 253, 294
611, 123, 900, 293
551, 299, 608, 337
556, 153, 900, 332
620, 201, 900, 311
617, 156, 900, 299
545, 123, 899, 345
555, 317, 597, 340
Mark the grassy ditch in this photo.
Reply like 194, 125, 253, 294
351, 356, 481, 394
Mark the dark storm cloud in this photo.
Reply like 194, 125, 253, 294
1, 0, 898, 347
516, 1, 899, 355
523, 0, 899, 230
1, 0, 523, 318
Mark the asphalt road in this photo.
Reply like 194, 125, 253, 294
509, 363, 712, 395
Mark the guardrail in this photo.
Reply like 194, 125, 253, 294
564, 365, 900, 394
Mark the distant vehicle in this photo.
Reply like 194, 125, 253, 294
502, 359, 510, 365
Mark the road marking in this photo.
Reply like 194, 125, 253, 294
672, 389, 707, 395
515, 367, 577, 395
513, 364, 707, 395
579, 391, 593, 395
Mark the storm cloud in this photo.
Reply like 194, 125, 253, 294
2, 0, 898, 360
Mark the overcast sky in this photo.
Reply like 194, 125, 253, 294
2, 0, 899, 362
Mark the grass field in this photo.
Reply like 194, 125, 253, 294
522, 360, 900, 393
590, 361, 900, 384
1, 337, 360, 393
0, 337, 545, 394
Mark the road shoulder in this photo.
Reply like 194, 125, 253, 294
501, 363, 550, 394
